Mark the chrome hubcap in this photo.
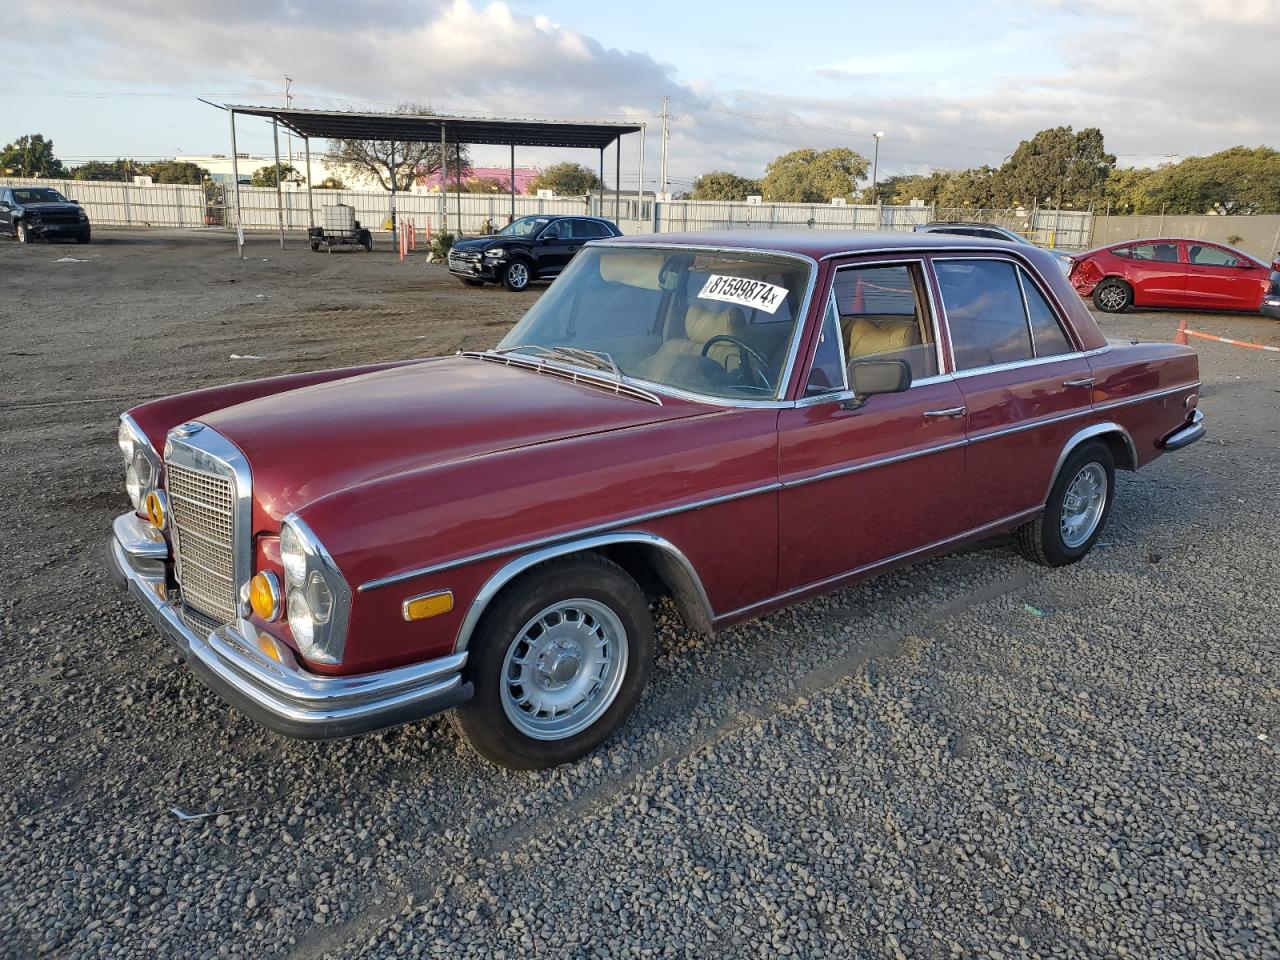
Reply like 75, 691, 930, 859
508, 263, 528, 287
1061, 462, 1108, 548
500, 598, 628, 740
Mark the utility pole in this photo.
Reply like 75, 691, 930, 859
871, 131, 885, 197
284, 77, 294, 171
659, 96, 670, 196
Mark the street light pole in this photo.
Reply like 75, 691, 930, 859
871, 131, 885, 196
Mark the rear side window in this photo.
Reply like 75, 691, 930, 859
935, 260, 1032, 370
1019, 269, 1073, 357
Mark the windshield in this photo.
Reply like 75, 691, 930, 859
496, 245, 812, 401
13, 188, 68, 204
498, 216, 551, 237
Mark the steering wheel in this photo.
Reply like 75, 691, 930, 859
700, 335, 772, 391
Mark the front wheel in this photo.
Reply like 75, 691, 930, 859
1015, 440, 1115, 567
459, 278, 485, 287
501, 260, 531, 291
1093, 278, 1132, 313
451, 554, 654, 769
16, 221, 30, 244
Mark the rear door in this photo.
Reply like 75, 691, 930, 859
932, 256, 1095, 528
1123, 241, 1187, 306
533, 219, 577, 276
1184, 242, 1265, 310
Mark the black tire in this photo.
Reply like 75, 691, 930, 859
309, 241, 320, 252
75, 233, 90, 244
361, 231, 373, 253
459, 278, 485, 287
1015, 440, 1115, 567
1092, 278, 1132, 313
451, 553, 655, 769
501, 259, 532, 291
15, 221, 30, 244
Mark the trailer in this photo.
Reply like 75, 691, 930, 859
308, 203, 373, 253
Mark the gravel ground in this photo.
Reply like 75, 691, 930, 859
1, 231, 1277, 959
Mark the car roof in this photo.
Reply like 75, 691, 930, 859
918, 221, 1010, 230
1092, 237, 1261, 259
603, 229, 1032, 260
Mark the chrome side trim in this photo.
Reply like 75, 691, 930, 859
357, 482, 783, 593
164, 423, 253, 620
781, 437, 968, 490
1043, 422, 1138, 501
1093, 381, 1199, 413
716, 505, 1043, 622
451, 531, 715, 653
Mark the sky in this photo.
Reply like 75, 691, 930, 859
3, 0, 1277, 190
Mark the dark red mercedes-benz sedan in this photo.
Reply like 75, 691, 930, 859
108, 231, 1205, 768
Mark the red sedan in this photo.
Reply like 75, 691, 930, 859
1070, 237, 1280, 316
108, 231, 1204, 768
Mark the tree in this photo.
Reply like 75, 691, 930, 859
142, 160, 210, 184
527, 162, 603, 196
73, 159, 139, 181
1141, 146, 1280, 214
327, 102, 469, 191
250, 163, 302, 187
315, 175, 346, 190
1, 134, 65, 178
1100, 166, 1158, 214
689, 170, 762, 201
993, 126, 1115, 209
464, 175, 513, 193
761, 148, 868, 203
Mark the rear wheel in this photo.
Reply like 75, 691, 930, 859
502, 260, 531, 291
1093, 278, 1132, 313
361, 231, 373, 253
1015, 441, 1115, 567
310, 241, 320, 252
451, 554, 654, 769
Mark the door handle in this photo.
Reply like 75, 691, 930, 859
923, 406, 966, 419
1062, 377, 1094, 388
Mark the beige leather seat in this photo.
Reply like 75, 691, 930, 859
844, 315, 921, 358
634, 302, 749, 382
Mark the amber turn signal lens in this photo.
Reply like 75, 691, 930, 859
144, 490, 167, 529
249, 572, 282, 622
403, 590, 454, 622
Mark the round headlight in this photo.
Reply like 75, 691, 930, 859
125, 450, 153, 509
306, 572, 333, 625
118, 420, 137, 464
279, 524, 307, 585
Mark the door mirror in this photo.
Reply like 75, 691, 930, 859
843, 359, 912, 409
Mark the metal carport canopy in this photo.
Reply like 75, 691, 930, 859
222, 105, 641, 149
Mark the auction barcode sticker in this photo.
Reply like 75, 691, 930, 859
697, 275, 789, 314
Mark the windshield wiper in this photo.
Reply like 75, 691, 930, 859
495, 344, 621, 380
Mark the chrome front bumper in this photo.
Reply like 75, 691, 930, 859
107, 512, 472, 740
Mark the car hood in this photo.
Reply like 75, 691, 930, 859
451, 235, 526, 253
23, 202, 82, 215
195, 354, 703, 527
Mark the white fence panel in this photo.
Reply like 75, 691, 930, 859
1, 176, 205, 227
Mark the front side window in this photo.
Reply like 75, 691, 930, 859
498, 216, 551, 237
498, 246, 811, 401
805, 296, 847, 395
831, 263, 938, 380
1187, 244, 1241, 267
935, 260, 1033, 370
1129, 242, 1179, 263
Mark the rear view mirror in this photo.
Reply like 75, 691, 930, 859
844, 359, 912, 409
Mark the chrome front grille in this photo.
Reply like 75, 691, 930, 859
164, 430, 248, 628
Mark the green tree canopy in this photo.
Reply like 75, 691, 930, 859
143, 160, 210, 184
689, 170, 762, 201
761, 147, 868, 203
327, 102, 470, 191
993, 126, 1115, 208
527, 162, 603, 196
250, 163, 302, 187
73, 159, 138, 181
315, 175, 346, 190
1141, 146, 1280, 214
1, 134, 65, 178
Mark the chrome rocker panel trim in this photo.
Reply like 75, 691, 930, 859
108, 512, 472, 740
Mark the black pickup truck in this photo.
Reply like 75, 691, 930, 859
0, 186, 91, 244
447, 214, 620, 291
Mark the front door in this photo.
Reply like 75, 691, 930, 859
534, 220, 581, 277
1184, 242, 1261, 310
0, 190, 12, 232
778, 260, 969, 591
931, 255, 1096, 528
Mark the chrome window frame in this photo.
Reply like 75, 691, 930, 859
1015, 263, 1079, 358
164, 423, 254, 621
794, 256, 948, 407
802, 290, 850, 397
517, 240, 820, 409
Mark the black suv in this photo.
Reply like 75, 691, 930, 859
447, 214, 621, 291
0, 187, 91, 244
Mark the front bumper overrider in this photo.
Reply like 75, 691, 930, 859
107, 512, 472, 739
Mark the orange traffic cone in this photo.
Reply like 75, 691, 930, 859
1173, 318, 1188, 345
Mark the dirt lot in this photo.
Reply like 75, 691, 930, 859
2, 231, 1278, 959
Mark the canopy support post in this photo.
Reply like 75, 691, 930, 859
598, 147, 604, 217
304, 137, 314, 229
229, 109, 243, 259
510, 142, 516, 224
637, 125, 645, 230
440, 124, 448, 236
272, 117, 284, 249
389, 140, 397, 233
614, 135, 621, 222
454, 133, 462, 235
